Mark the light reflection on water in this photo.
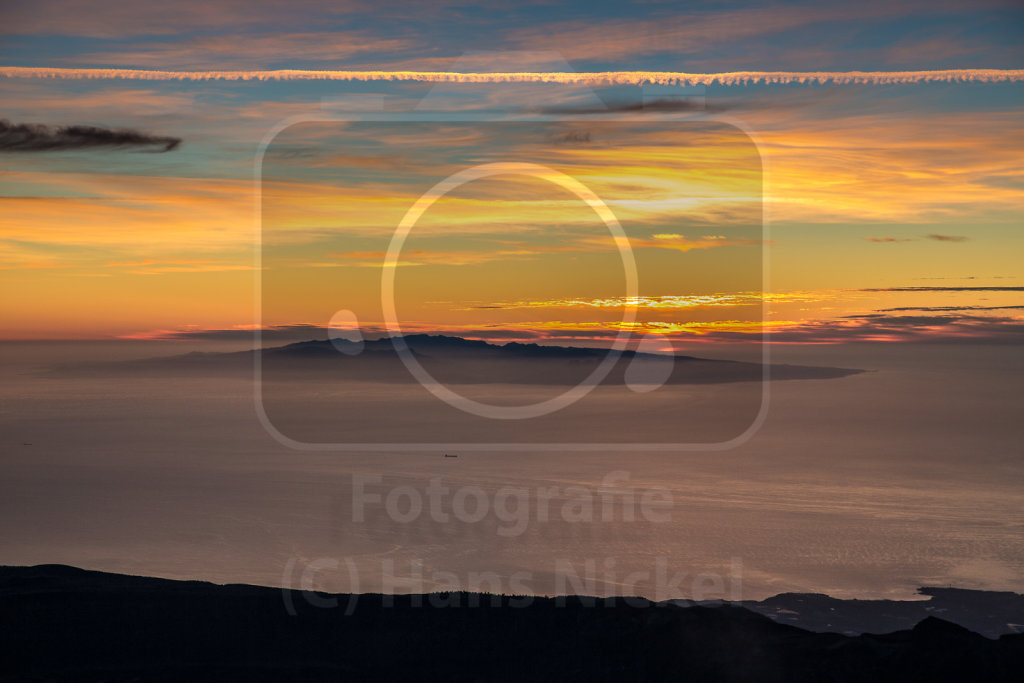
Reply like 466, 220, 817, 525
0, 341, 1021, 601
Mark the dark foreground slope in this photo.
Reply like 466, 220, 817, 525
2, 565, 1023, 682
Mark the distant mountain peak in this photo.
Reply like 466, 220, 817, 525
288, 334, 671, 360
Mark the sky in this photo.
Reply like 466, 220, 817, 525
1, 0, 1023, 345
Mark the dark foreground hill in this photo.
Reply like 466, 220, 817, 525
2, 565, 1023, 682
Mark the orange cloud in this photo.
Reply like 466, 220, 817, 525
2, 0, 363, 38
626, 233, 764, 252
0, 171, 255, 252
72, 32, 418, 69
323, 247, 570, 267
747, 110, 1024, 223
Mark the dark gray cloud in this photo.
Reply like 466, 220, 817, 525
876, 305, 1024, 312
755, 314, 1024, 345
862, 286, 1024, 292
539, 98, 729, 115
0, 119, 181, 152
841, 314, 958, 325
141, 310, 1024, 348
866, 234, 969, 243
523, 314, 1024, 345
548, 130, 591, 144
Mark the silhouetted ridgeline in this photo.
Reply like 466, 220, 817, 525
735, 587, 1024, 639
49, 334, 863, 385
2, 565, 1023, 682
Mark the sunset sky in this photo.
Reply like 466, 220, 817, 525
2, 0, 1022, 344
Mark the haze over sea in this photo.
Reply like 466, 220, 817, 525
2, 340, 1021, 601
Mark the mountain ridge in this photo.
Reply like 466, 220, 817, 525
2, 564, 1021, 682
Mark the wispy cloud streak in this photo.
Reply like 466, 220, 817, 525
862, 286, 1024, 292
2, 67, 1022, 85
127, 311, 1024, 345
459, 292, 827, 311
876, 305, 1024, 312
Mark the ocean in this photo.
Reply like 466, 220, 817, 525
1, 340, 1021, 601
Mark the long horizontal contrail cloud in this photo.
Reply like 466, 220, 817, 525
2, 66, 1023, 86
